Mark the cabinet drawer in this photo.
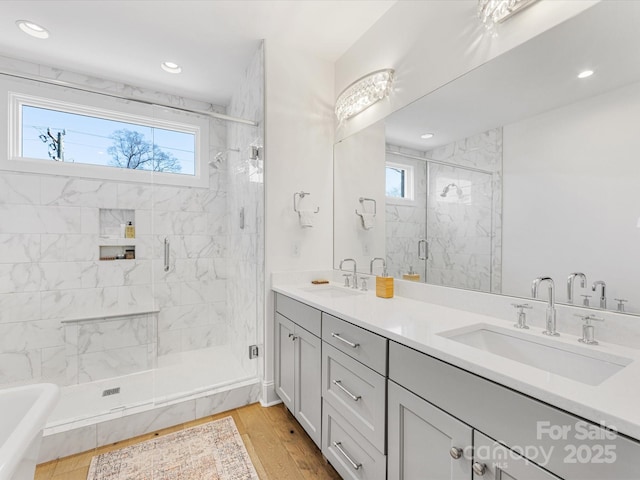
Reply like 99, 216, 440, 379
323, 400, 386, 480
275, 293, 321, 337
323, 344, 386, 453
389, 341, 640, 480
322, 313, 387, 375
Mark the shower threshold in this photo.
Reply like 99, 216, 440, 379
39, 345, 261, 463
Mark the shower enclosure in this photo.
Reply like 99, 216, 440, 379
0, 46, 264, 461
385, 128, 502, 293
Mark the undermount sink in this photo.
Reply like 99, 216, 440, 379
300, 284, 364, 298
439, 324, 632, 386
0, 383, 59, 480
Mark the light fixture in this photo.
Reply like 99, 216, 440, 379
335, 69, 394, 122
578, 70, 594, 79
420, 133, 434, 139
161, 61, 182, 74
477, 0, 540, 30
16, 20, 49, 39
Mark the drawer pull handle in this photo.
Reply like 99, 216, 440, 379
333, 441, 362, 470
331, 333, 359, 349
333, 380, 361, 401
472, 462, 487, 476
449, 447, 463, 459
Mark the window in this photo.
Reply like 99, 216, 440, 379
21, 105, 195, 174
385, 162, 414, 202
2, 76, 209, 187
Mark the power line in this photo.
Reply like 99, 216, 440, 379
24, 124, 195, 154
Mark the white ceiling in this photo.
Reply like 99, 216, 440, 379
385, 2, 640, 151
0, 0, 396, 105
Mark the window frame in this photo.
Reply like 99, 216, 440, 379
385, 161, 415, 205
2, 76, 209, 188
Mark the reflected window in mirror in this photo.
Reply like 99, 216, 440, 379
386, 162, 414, 203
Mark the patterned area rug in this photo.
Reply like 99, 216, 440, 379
87, 416, 259, 480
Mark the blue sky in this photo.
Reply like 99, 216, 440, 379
21, 105, 196, 175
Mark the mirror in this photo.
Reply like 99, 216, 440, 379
334, 2, 640, 315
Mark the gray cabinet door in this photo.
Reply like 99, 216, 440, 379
295, 324, 322, 448
473, 431, 561, 480
388, 380, 472, 480
274, 312, 295, 412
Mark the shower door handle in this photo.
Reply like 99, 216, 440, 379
418, 239, 428, 260
164, 237, 170, 272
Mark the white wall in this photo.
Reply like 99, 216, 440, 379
502, 80, 640, 313
335, 0, 598, 142
333, 121, 386, 272
263, 40, 335, 403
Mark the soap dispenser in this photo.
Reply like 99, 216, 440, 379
376, 268, 394, 299
125, 221, 135, 239
402, 266, 421, 282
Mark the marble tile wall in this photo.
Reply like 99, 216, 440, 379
64, 313, 157, 384
0, 57, 235, 387
426, 163, 494, 291
226, 43, 264, 376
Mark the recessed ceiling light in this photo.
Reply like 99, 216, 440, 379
420, 133, 434, 139
161, 61, 182, 74
16, 20, 49, 39
578, 70, 594, 79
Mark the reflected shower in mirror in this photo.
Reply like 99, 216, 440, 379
333, 2, 640, 315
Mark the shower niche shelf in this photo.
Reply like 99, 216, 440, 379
99, 208, 136, 260
99, 208, 135, 239
99, 245, 135, 261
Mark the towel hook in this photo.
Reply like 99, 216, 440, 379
355, 197, 376, 217
293, 191, 320, 213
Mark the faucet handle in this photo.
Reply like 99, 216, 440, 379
580, 294, 591, 306
342, 273, 352, 288
574, 314, 604, 345
574, 314, 604, 323
614, 298, 628, 312
511, 303, 532, 311
360, 277, 368, 291
511, 303, 532, 329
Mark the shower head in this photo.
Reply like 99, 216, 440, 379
209, 148, 240, 168
440, 183, 462, 198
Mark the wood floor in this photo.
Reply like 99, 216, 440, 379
35, 403, 342, 480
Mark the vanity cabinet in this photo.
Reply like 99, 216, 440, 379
473, 431, 561, 480
388, 380, 560, 480
388, 380, 472, 480
274, 294, 322, 447
321, 313, 388, 479
389, 341, 640, 480
273, 291, 640, 480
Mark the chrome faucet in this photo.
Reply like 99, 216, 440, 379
592, 280, 607, 309
370, 257, 386, 276
566, 272, 586, 304
531, 277, 559, 336
339, 258, 358, 289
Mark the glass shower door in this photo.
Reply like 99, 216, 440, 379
425, 162, 494, 292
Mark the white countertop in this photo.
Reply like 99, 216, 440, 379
273, 281, 640, 441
